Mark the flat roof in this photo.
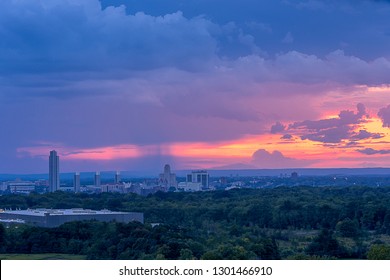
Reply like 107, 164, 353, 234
0, 219, 25, 223
0, 208, 132, 216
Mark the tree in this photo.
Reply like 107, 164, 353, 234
251, 238, 280, 260
179, 248, 195, 260
336, 218, 360, 238
306, 229, 348, 258
367, 244, 390, 260
0, 224, 6, 253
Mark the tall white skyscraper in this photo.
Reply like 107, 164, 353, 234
74, 172, 80, 193
49, 150, 60, 192
115, 171, 121, 184
95, 172, 101, 188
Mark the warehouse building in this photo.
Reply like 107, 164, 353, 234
0, 208, 143, 228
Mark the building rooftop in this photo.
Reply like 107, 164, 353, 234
0, 208, 128, 216
0, 218, 25, 224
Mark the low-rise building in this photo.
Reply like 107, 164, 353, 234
0, 208, 144, 228
2, 180, 36, 194
178, 182, 202, 192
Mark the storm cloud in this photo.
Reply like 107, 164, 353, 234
1, 0, 390, 172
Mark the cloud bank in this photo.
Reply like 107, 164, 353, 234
1, 0, 390, 172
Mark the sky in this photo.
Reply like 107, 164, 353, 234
1, 0, 390, 174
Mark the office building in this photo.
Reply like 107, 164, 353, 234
186, 170, 209, 189
49, 150, 60, 192
115, 171, 121, 184
94, 172, 101, 188
74, 172, 81, 193
159, 164, 177, 188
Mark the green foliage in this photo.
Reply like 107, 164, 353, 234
201, 244, 254, 260
1, 186, 390, 259
179, 248, 195, 260
251, 238, 280, 260
336, 218, 360, 238
306, 229, 348, 258
0, 224, 6, 253
367, 244, 390, 260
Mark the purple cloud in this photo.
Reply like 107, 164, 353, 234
270, 122, 286, 134
287, 104, 382, 144
357, 148, 390, 155
378, 105, 390, 127
281, 134, 293, 140
273, 50, 390, 85
290, 103, 367, 130
352, 130, 382, 140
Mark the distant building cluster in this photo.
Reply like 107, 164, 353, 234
4, 150, 385, 195
0, 208, 144, 228
0, 151, 219, 195
45, 148, 212, 194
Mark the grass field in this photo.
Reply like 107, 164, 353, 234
0, 254, 86, 260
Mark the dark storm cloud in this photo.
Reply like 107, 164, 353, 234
0, 2, 218, 75
1, 0, 390, 103
102, 0, 390, 60
1, 0, 390, 172
1, 0, 390, 80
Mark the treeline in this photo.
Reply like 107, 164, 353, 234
0, 221, 279, 260
1, 185, 390, 259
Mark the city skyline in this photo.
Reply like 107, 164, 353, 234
1, 0, 390, 173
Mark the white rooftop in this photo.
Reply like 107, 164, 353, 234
0, 208, 126, 216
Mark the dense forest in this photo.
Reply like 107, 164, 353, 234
1, 185, 390, 259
